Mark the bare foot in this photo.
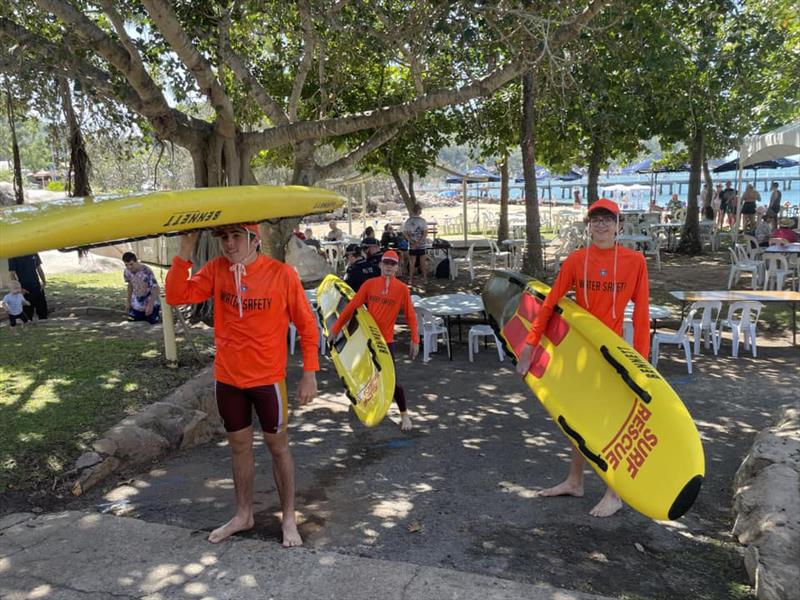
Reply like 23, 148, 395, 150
208, 514, 254, 543
282, 518, 303, 548
538, 480, 584, 498
589, 490, 623, 518
400, 414, 413, 431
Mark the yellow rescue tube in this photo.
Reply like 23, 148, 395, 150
482, 270, 704, 521
0, 185, 344, 258
316, 274, 396, 427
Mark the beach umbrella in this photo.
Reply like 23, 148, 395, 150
443, 166, 501, 240
621, 159, 653, 175
712, 156, 798, 175
557, 169, 583, 181
637, 163, 691, 203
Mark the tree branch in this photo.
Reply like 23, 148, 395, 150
289, 0, 316, 122
218, 10, 290, 127
317, 125, 401, 180
140, 0, 236, 135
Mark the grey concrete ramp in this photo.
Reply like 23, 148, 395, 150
0, 511, 610, 600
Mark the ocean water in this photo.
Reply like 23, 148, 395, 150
438, 167, 800, 209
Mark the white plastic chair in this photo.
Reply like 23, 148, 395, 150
687, 300, 722, 355
716, 301, 764, 358
642, 231, 662, 271
468, 324, 505, 362
727, 247, 761, 290
651, 308, 697, 374
762, 254, 792, 290
416, 306, 450, 362
452, 243, 476, 281
489, 240, 511, 270
288, 315, 325, 355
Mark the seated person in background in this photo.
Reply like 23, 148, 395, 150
325, 220, 344, 241
122, 251, 161, 324
665, 193, 682, 217
754, 213, 773, 247
361, 226, 375, 240
381, 223, 402, 248
771, 218, 798, 244
303, 228, 321, 250
292, 224, 307, 240
343, 238, 382, 291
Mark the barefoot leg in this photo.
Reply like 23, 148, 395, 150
538, 446, 585, 497
208, 427, 255, 543
264, 431, 302, 547
589, 488, 623, 518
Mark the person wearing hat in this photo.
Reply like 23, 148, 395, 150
772, 218, 798, 244
330, 249, 420, 431
166, 223, 319, 547
342, 238, 383, 292
515, 198, 651, 518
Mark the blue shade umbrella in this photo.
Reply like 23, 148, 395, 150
621, 159, 653, 175
444, 165, 501, 184
557, 169, 583, 181
712, 157, 799, 173
514, 166, 551, 183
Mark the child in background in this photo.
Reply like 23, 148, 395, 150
2, 281, 31, 332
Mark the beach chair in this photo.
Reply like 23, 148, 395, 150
716, 301, 763, 358
416, 306, 450, 362
651, 307, 697, 374
468, 324, 505, 363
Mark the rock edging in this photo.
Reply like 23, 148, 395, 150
732, 405, 800, 600
71, 366, 222, 494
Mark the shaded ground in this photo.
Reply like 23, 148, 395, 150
3, 247, 798, 599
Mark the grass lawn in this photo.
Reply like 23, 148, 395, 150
0, 270, 212, 493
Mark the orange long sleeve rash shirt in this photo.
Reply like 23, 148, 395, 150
331, 276, 420, 345
165, 255, 319, 388
525, 244, 651, 358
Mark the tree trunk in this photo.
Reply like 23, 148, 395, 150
60, 78, 92, 198
4, 83, 24, 205
520, 71, 544, 277
497, 155, 509, 244
587, 139, 603, 205
702, 158, 714, 221
390, 167, 417, 215
677, 127, 703, 255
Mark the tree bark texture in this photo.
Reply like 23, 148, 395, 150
520, 72, 545, 277
60, 77, 92, 197
497, 156, 509, 244
587, 138, 603, 205
677, 127, 703, 255
4, 84, 24, 205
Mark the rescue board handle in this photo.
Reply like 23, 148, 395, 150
600, 346, 652, 404
557, 416, 608, 472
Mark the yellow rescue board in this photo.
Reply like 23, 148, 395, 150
482, 271, 704, 521
0, 185, 344, 258
316, 275, 395, 427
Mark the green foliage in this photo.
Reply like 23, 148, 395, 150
46, 180, 65, 192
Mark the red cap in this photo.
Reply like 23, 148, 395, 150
587, 198, 620, 216
382, 250, 400, 262
212, 223, 260, 237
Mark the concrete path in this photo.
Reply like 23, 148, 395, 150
0, 510, 609, 600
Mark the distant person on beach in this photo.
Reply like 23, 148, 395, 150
166, 223, 319, 548
712, 183, 724, 227
2, 281, 30, 333
666, 193, 682, 218
766, 182, 782, 227
303, 228, 321, 251
122, 252, 161, 324
291, 224, 306, 240
740, 184, 761, 233
700, 184, 713, 220
515, 198, 650, 518
720, 182, 737, 228
754, 212, 773, 247
8, 253, 48, 321
772, 218, 798, 244
573, 189, 582, 208
381, 223, 402, 248
361, 226, 375, 240
402, 204, 429, 286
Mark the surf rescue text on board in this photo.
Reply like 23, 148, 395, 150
602, 400, 658, 479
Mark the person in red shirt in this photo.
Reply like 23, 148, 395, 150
515, 198, 651, 518
166, 223, 319, 547
331, 250, 420, 430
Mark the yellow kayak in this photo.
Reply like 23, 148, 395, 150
483, 270, 704, 521
316, 274, 396, 427
0, 185, 344, 258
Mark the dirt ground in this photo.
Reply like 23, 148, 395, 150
4, 244, 799, 599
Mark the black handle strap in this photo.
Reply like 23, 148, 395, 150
558, 416, 608, 472
600, 345, 652, 404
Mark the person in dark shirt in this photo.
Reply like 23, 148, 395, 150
8, 253, 48, 320
343, 238, 383, 291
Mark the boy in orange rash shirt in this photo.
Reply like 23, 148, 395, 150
166, 223, 318, 548
515, 198, 651, 518
331, 250, 420, 431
